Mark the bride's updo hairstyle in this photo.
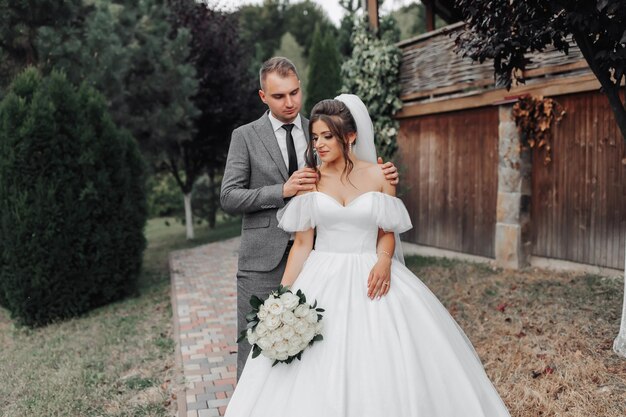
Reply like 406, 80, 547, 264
306, 99, 358, 182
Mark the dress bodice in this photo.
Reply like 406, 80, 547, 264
277, 191, 412, 254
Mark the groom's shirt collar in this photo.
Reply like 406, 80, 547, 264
266, 111, 307, 173
268, 111, 303, 133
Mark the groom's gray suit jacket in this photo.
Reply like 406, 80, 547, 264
221, 111, 310, 273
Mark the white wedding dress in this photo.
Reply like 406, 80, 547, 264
225, 191, 511, 417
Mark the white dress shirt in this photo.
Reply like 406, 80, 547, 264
268, 112, 307, 171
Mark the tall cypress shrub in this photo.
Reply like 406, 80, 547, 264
304, 25, 342, 115
0, 68, 147, 326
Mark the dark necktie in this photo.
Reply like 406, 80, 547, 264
282, 123, 298, 176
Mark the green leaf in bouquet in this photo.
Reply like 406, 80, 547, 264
317, 314, 323, 320
245, 311, 258, 321
236, 330, 247, 343
296, 351, 303, 360
316, 308, 325, 312
311, 334, 323, 343
272, 360, 279, 367
246, 320, 258, 329
249, 295, 263, 309
252, 345, 261, 358
312, 300, 317, 309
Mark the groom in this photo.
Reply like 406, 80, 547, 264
220, 57, 399, 379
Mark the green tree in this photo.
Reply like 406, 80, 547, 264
338, 0, 361, 57
283, 0, 335, 58
305, 25, 342, 115
0, 0, 87, 90
169, 0, 260, 229
125, 0, 199, 238
341, 15, 402, 160
38, 0, 201, 238
238, 0, 287, 64
274, 32, 308, 99
390, 2, 426, 41
0, 68, 147, 326
37, 2, 130, 126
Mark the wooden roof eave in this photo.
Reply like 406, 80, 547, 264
396, 23, 598, 118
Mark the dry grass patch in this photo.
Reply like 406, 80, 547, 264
406, 256, 626, 417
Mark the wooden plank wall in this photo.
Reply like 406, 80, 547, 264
532, 92, 626, 269
398, 23, 586, 104
397, 106, 499, 258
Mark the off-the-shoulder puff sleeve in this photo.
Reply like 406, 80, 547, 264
372, 192, 413, 233
276, 193, 317, 232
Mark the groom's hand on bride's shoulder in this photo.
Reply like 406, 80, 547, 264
377, 157, 399, 185
283, 168, 318, 198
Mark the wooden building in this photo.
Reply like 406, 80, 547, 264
375, 1, 626, 272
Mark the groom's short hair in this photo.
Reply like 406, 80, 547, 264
259, 57, 300, 90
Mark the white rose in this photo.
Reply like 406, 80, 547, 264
280, 292, 300, 310
257, 305, 269, 320
288, 334, 303, 349
265, 314, 281, 330
306, 309, 318, 324
257, 336, 272, 351
315, 321, 323, 334
302, 328, 316, 343
247, 328, 258, 345
281, 310, 297, 325
294, 319, 309, 334
294, 303, 310, 318
280, 324, 295, 339
274, 340, 289, 353
255, 322, 268, 336
276, 351, 289, 361
270, 329, 283, 343
287, 345, 301, 356
263, 348, 277, 359
265, 297, 285, 316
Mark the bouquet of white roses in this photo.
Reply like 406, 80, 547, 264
237, 285, 324, 366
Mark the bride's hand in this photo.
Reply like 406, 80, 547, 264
367, 256, 391, 300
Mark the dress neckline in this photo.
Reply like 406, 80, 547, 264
311, 190, 381, 208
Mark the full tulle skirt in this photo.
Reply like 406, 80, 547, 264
225, 250, 511, 417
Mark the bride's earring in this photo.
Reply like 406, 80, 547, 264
349, 142, 353, 153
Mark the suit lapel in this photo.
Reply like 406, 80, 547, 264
254, 112, 289, 181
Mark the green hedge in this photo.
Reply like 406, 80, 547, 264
0, 68, 147, 326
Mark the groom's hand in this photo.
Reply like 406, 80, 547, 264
283, 168, 318, 198
377, 157, 399, 185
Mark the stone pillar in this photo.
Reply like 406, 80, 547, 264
495, 104, 531, 269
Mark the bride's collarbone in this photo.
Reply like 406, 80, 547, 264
315, 185, 381, 207
316, 164, 383, 206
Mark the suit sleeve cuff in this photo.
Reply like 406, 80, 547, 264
267, 183, 287, 208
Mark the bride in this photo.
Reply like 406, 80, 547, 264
224, 94, 512, 416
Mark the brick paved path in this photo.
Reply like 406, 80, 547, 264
169, 237, 241, 417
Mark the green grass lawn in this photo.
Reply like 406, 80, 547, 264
0, 217, 241, 417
